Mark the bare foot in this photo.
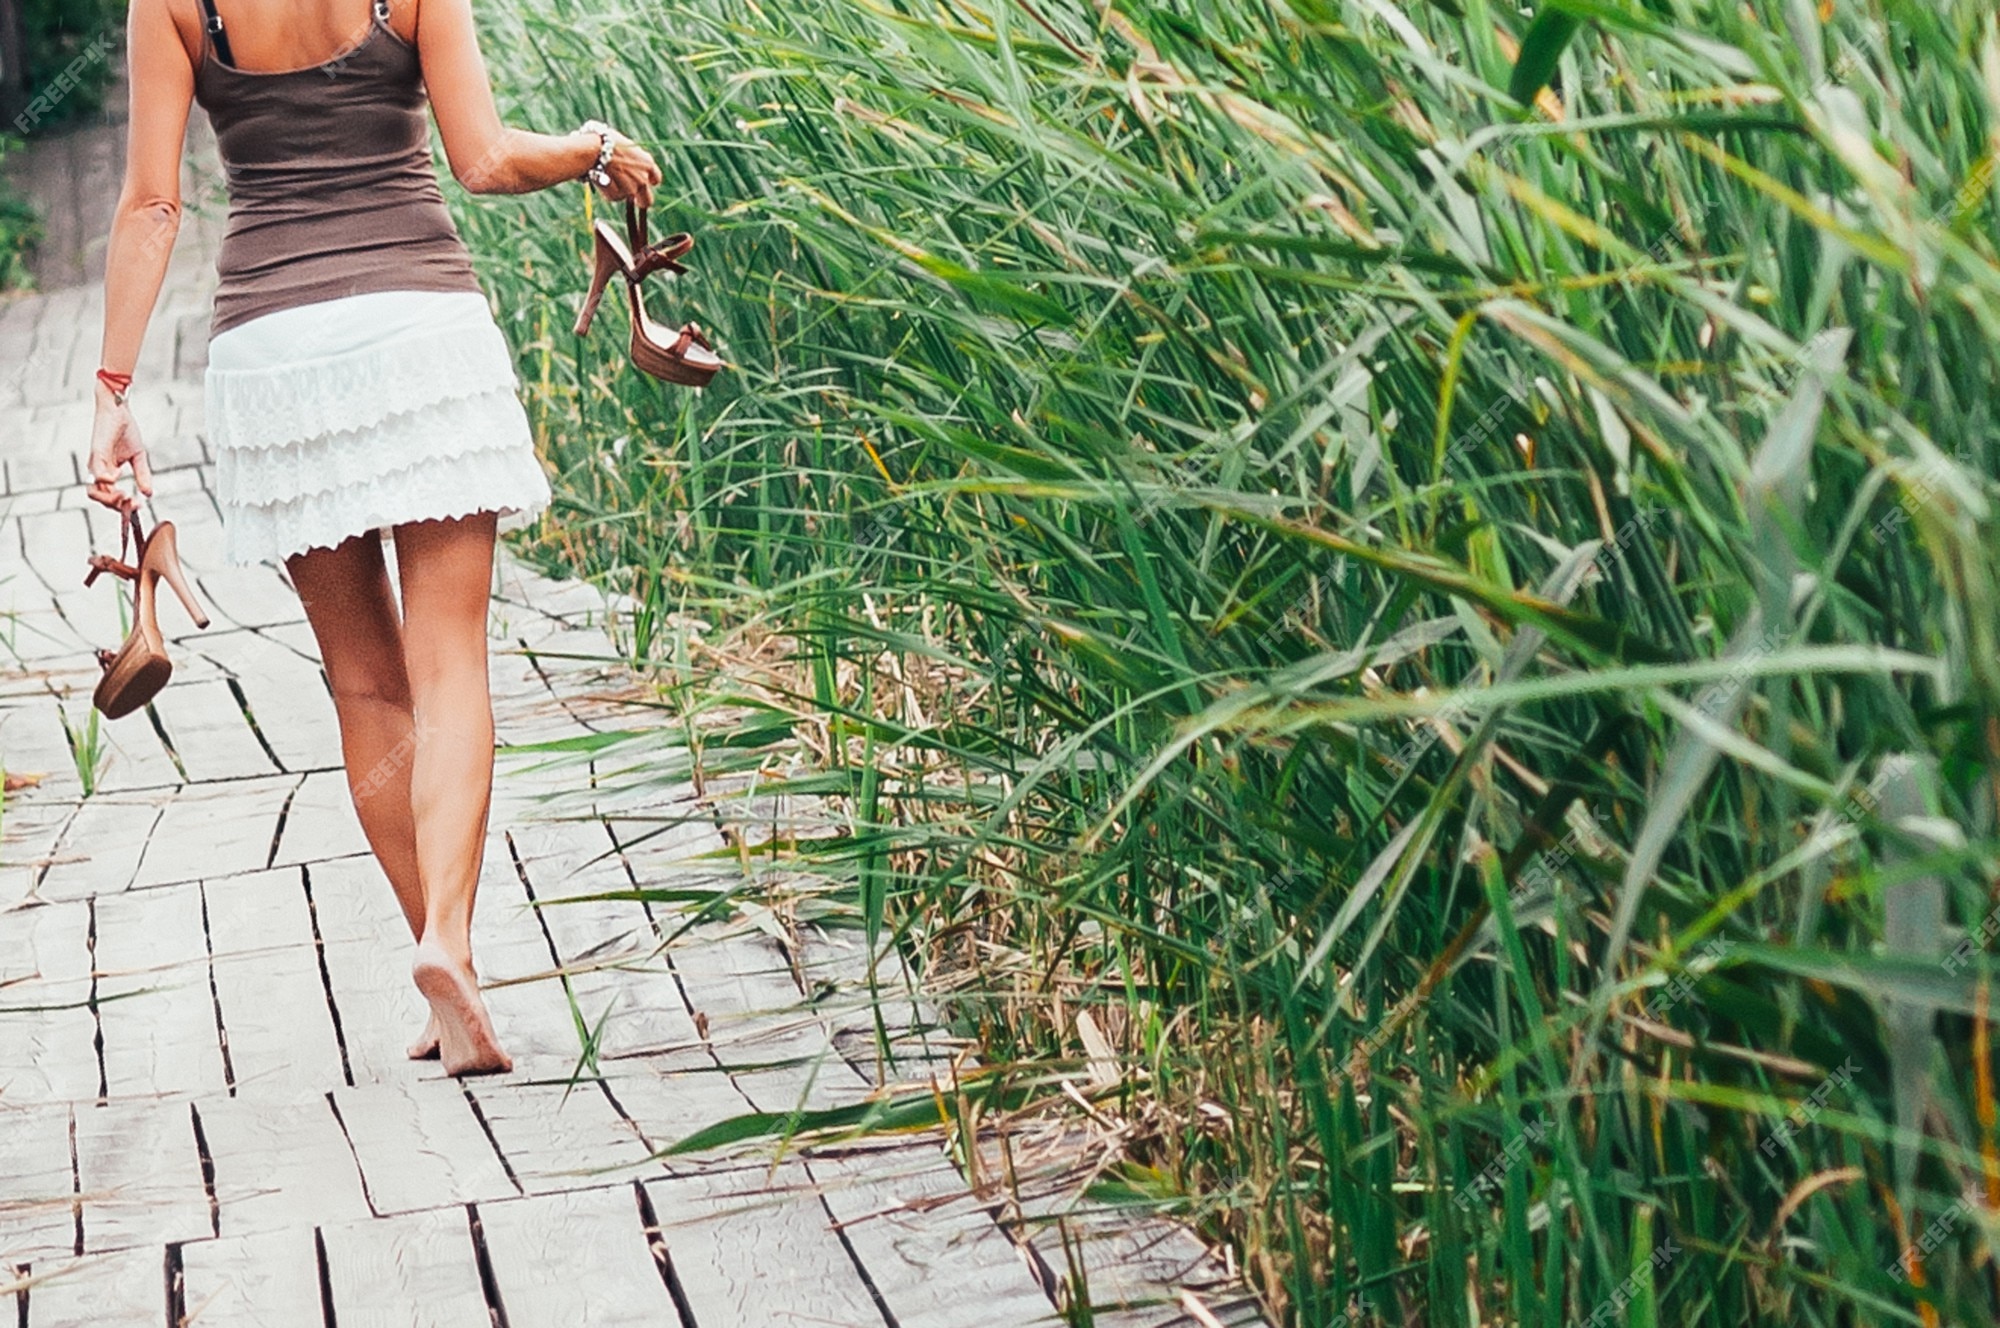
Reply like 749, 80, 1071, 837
407, 1012, 441, 1060
411, 941, 514, 1076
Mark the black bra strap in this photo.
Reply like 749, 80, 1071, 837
196, 0, 234, 67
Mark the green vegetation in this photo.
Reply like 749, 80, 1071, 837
0, 161, 36, 291
453, 0, 2000, 1322
15, 0, 124, 124
0, 0, 122, 291
56, 699, 102, 797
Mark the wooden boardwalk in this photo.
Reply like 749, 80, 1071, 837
0, 110, 1263, 1327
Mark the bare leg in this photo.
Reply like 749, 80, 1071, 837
285, 535, 443, 1059
393, 511, 511, 1075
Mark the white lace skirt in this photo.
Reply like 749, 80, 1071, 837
204, 289, 554, 567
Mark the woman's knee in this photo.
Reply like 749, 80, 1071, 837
326, 659, 415, 714
287, 543, 416, 715
394, 520, 498, 696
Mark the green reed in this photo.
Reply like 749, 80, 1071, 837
453, 0, 2000, 1321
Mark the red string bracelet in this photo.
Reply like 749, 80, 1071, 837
95, 368, 132, 403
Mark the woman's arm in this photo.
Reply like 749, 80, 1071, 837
417, 0, 660, 201
88, 0, 195, 512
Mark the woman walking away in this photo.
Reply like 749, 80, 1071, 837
86, 0, 667, 1074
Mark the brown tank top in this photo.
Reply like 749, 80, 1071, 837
191, 0, 485, 340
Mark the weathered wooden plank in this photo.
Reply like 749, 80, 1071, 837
669, 924, 832, 1071
810, 1145, 1063, 1327
603, 811, 732, 897
970, 1122, 1262, 1328
832, 1025, 969, 1095
598, 1061, 767, 1171
92, 884, 229, 1099
643, 1162, 886, 1327
269, 768, 370, 867
137, 481, 226, 573
188, 564, 304, 632
11, 513, 116, 653
513, 578, 620, 626
316, 936, 428, 1089
300, 854, 404, 945
0, 602, 93, 664
319, 1205, 491, 1328
478, 1184, 674, 1327
465, 1080, 655, 1194
177, 1224, 324, 1328
466, 836, 597, 1077
73, 1099, 211, 1250
195, 1095, 372, 1235
0, 794, 75, 906
334, 1078, 516, 1214
487, 661, 558, 721
34, 791, 168, 902
80, 703, 187, 795
23, 1246, 163, 1328
729, 1053, 880, 1121
197, 628, 341, 774
491, 697, 596, 749
796, 926, 929, 1031
0, 1104, 77, 1261
303, 856, 429, 1086
0, 899, 98, 1102
202, 868, 345, 1100
129, 773, 295, 889
1013, 1217, 1252, 1328
487, 755, 596, 825
146, 677, 279, 783
248, 619, 322, 665
510, 819, 705, 1062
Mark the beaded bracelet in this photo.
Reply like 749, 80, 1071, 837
579, 120, 616, 190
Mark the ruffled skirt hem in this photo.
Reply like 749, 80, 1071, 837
203, 289, 555, 567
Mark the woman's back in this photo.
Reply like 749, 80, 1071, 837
190, 0, 482, 339
172, 0, 421, 74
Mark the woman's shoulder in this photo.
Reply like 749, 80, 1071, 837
131, 0, 206, 69
390, 0, 423, 47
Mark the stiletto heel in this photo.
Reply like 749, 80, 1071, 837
84, 508, 211, 719
147, 523, 210, 629
573, 229, 625, 337
574, 200, 721, 387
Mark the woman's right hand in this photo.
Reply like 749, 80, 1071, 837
593, 126, 662, 209
85, 382, 154, 514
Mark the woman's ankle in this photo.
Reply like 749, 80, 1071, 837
415, 927, 474, 969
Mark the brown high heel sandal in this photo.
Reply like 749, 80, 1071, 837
84, 507, 210, 719
574, 199, 722, 387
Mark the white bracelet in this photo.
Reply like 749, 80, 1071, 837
579, 119, 616, 189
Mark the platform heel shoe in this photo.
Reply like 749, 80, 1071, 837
575, 200, 723, 387
84, 507, 211, 719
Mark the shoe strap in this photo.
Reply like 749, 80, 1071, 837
632, 234, 694, 281
84, 554, 139, 587
669, 323, 714, 356
83, 507, 148, 587
95, 647, 118, 673
623, 200, 695, 278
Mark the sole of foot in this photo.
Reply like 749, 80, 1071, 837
411, 942, 513, 1076
407, 1013, 441, 1060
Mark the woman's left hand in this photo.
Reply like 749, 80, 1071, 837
593, 126, 662, 209
85, 383, 153, 513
